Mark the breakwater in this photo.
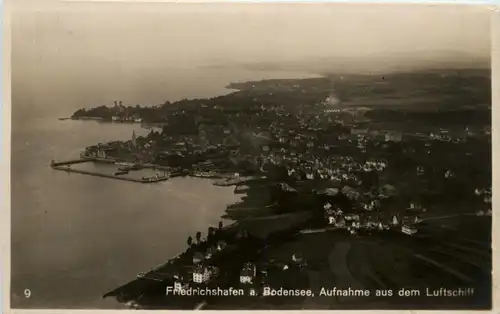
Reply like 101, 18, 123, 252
51, 158, 92, 167
50, 159, 171, 183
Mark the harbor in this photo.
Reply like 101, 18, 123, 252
49, 155, 264, 186
50, 158, 173, 183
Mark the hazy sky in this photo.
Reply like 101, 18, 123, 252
12, 1, 491, 63
10, 1, 492, 117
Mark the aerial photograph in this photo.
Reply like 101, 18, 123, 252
10, 1, 492, 310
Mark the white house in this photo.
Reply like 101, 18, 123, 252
392, 216, 399, 225
328, 216, 336, 225
193, 266, 212, 284
240, 268, 254, 284
239, 263, 256, 284
292, 253, 304, 263
402, 225, 418, 236
173, 279, 189, 292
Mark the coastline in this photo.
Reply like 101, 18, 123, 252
68, 70, 323, 122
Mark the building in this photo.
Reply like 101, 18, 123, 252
240, 269, 254, 284
392, 215, 399, 225
292, 253, 304, 263
132, 130, 137, 147
402, 224, 418, 236
240, 263, 256, 284
173, 277, 189, 292
96, 147, 113, 159
328, 216, 336, 225
193, 265, 212, 284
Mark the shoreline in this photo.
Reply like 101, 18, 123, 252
68, 71, 323, 122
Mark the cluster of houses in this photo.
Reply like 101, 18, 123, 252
270, 154, 380, 186
174, 253, 306, 292
108, 100, 143, 123
360, 199, 381, 211
80, 132, 142, 161
322, 201, 420, 236
429, 131, 463, 143
362, 160, 388, 172
185, 239, 228, 285
173, 234, 308, 291
111, 114, 143, 123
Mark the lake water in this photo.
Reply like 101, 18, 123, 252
10, 68, 319, 308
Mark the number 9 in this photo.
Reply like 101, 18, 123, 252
24, 289, 31, 298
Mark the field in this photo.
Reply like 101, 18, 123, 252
231, 214, 492, 310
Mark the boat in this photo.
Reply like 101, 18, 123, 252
192, 171, 221, 178
118, 164, 142, 171
114, 171, 128, 176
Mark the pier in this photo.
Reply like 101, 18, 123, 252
50, 158, 171, 183
51, 158, 92, 167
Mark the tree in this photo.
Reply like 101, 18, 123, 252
208, 227, 216, 242
196, 231, 201, 244
187, 236, 193, 247
218, 221, 223, 230
208, 227, 215, 236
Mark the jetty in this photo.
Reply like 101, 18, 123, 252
50, 159, 171, 183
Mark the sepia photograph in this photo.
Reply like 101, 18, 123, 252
7, 0, 494, 311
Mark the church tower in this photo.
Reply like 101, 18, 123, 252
132, 130, 137, 147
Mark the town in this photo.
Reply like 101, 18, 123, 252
67, 69, 491, 309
